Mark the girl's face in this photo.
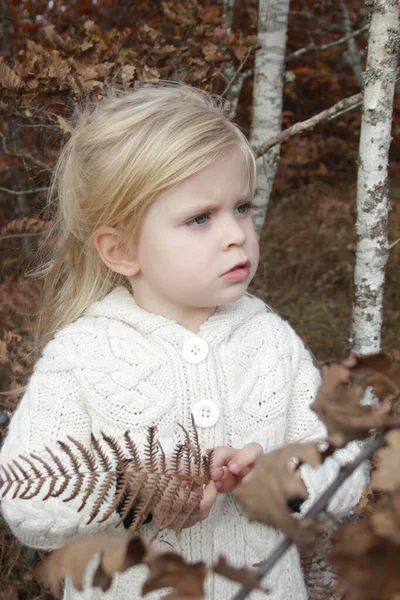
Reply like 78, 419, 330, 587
128, 145, 260, 332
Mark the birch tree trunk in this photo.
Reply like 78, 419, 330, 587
251, 0, 290, 236
350, 0, 399, 354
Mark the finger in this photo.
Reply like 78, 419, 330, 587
211, 446, 239, 473
228, 442, 264, 475
215, 470, 239, 493
198, 481, 218, 515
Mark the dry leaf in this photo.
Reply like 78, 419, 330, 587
34, 535, 148, 598
142, 552, 206, 599
311, 361, 397, 448
57, 115, 73, 135
212, 556, 269, 593
0, 59, 24, 90
35, 534, 207, 599
330, 519, 400, 600
371, 429, 400, 492
344, 353, 400, 400
235, 443, 321, 551
369, 494, 400, 543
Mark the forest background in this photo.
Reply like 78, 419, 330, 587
0, 0, 399, 598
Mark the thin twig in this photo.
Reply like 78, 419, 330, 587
222, 50, 253, 96
0, 185, 49, 195
0, 133, 51, 171
231, 432, 386, 600
252, 92, 362, 158
389, 237, 400, 250
0, 232, 43, 242
289, 11, 344, 32
286, 23, 368, 62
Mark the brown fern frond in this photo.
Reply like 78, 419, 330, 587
169, 443, 185, 475
177, 424, 193, 477
157, 440, 167, 473
1, 465, 15, 497
67, 436, 97, 472
86, 472, 117, 525
168, 484, 203, 534
11, 459, 29, 499
202, 449, 214, 479
144, 426, 158, 473
30, 454, 58, 501
109, 471, 149, 526
190, 414, 201, 472
91, 433, 113, 471
151, 476, 182, 539
161, 479, 197, 532
19, 454, 42, 479
62, 473, 85, 503
128, 472, 160, 533
123, 431, 141, 471
58, 440, 82, 475
18, 455, 46, 500
20, 476, 46, 500
77, 472, 100, 513
0, 217, 52, 236
12, 458, 28, 479
0, 423, 214, 541
45, 447, 71, 498
101, 433, 126, 468
98, 467, 135, 525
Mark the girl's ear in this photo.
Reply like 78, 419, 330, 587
93, 226, 140, 277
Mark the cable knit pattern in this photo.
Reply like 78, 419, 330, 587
0, 287, 368, 600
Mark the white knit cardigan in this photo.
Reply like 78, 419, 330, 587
0, 287, 368, 600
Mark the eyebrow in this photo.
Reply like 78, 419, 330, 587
183, 196, 252, 215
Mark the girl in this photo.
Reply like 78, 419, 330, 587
0, 82, 367, 600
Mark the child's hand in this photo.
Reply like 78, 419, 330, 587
211, 443, 264, 493
181, 480, 219, 529
181, 443, 263, 528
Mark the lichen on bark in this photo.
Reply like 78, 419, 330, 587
351, 0, 399, 355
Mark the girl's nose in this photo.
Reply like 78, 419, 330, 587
221, 217, 247, 249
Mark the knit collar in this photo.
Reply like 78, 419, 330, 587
85, 286, 267, 344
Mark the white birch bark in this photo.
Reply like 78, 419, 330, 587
221, 0, 251, 120
350, 0, 400, 354
250, 0, 290, 236
222, 0, 236, 34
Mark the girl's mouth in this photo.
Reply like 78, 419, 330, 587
222, 264, 250, 281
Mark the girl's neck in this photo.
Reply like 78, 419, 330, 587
129, 286, 217, 333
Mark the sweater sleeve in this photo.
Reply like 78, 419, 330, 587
0, 368, 120, 551
284, 331, 369, 519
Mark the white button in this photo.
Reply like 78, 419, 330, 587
191, 399, 220, 428
182, 337, 209, 364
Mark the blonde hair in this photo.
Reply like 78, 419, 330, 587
36, 81, 256, 353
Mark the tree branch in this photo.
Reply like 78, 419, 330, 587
0, 132, 51, 172
286, 23, 368, 62
0, 232, 43, 242
231, 432, 386, 600
252, 92, 362, 158
0, 185, 49, 196
222, 51, 252, 96
289, 11, 344, 32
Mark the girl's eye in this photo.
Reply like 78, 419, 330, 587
187, 213, 210, 226
235, 202, 253, 214
186, 202, 253, 227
